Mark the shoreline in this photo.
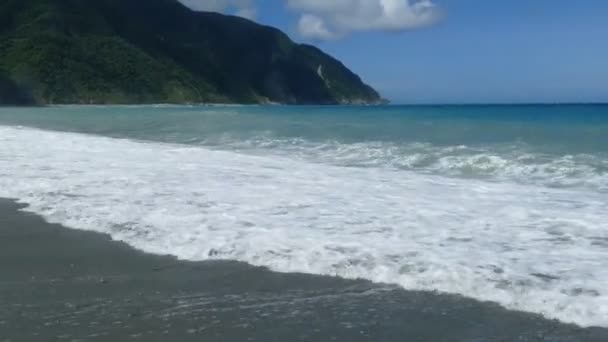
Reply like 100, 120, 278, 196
1, 198, 606, 341
2, 102, 608, 109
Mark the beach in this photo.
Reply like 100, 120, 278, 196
2, 0, 607, 338
1, 198, 606, 341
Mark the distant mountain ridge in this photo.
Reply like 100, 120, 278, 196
0, 0, 385, 105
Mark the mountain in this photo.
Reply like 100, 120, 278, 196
0, 0, 385, 105
0, 71, 34, 105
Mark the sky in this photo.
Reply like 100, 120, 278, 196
181, 0, 608, 104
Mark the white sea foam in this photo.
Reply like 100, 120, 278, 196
212, 137, 608, 192
1, 125, 607, 327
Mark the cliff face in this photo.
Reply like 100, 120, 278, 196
0, 0, 385, 105
0, 72, 34, 105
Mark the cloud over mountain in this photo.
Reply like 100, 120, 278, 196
178, 0, 441, 40
179, 0, 257, 19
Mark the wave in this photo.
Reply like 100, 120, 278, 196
1, 126, 607, 327
199, 136, 608, 192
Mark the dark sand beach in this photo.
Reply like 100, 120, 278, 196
1, 198, 606, 341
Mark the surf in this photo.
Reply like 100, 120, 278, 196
1, 125, 607, 327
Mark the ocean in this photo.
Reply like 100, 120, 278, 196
1, 104, 607, 332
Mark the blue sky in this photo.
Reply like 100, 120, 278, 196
184, 0, 608, 104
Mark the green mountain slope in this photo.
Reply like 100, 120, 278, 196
0, 71, 34, 105
0, 0, 385, 105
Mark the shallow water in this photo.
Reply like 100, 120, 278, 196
1, 199, 606, 341
1, 104, 607, 327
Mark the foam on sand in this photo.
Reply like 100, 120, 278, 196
1, 125, 607, 327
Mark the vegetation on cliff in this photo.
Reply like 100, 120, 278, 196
0, 0, 384, 105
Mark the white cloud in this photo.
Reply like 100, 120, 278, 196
289, 0, 441, 40
298, 14, 341, 40
235, 6, 258, 20
178, 0, 441, 40
179, 0, 257, 19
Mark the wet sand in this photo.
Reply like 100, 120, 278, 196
1, 198, 606, 341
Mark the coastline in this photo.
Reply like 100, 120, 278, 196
1, 198, 606, 341
0, 100, 391, 108
2, 102, 608, 110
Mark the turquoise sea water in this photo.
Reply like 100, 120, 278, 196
1, 104, 607, 327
